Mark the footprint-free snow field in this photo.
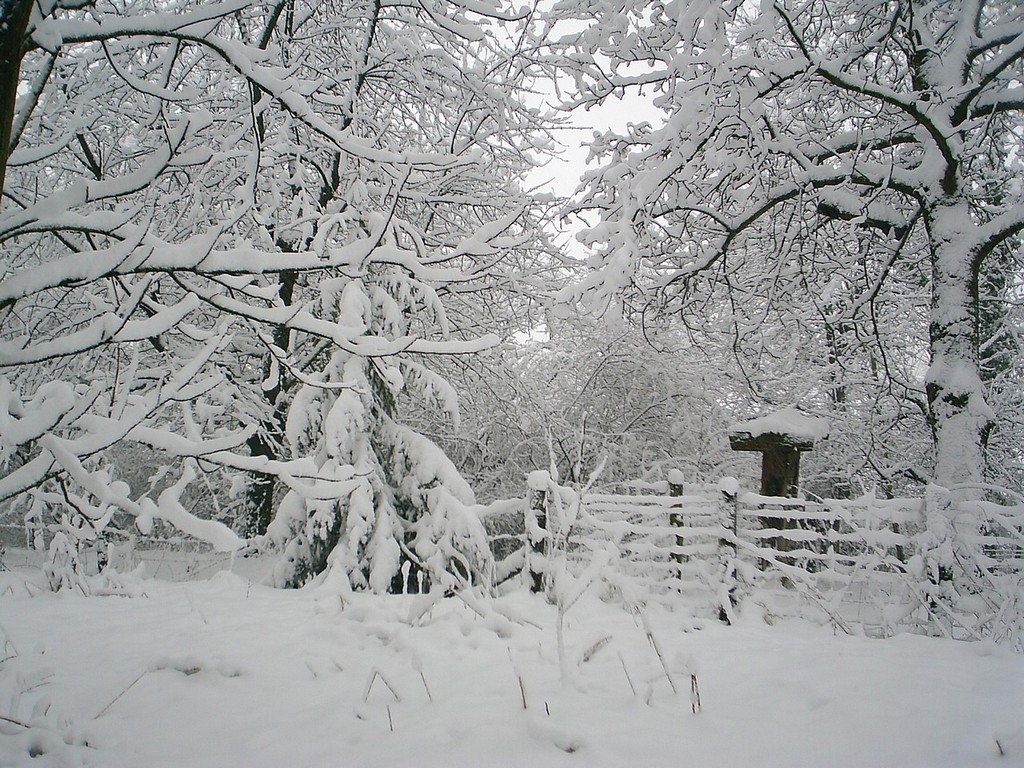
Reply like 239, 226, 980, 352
2, 567, 1021, 768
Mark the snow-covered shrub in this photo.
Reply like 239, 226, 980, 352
0, 362, 245, 569
21, 478, 118, 594
907, 488, 1024, 650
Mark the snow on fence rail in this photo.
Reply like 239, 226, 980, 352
4, 478, 1021, 648
512, 473, 1024, 649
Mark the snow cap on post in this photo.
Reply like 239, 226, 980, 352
728, 407, 828, 453
728, 408, 828, 499
527, 470, 551, 491
666, 468, 687, 487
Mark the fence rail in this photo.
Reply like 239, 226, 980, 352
4, 477, 1022, 648
517, 473, 1024, 648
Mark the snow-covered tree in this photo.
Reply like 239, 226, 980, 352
268, 279, 494, 591
213, 0, 559, 538
0, 0, 557, 586
507, 317, 738, 487
393, 308, 742, 502
553, 0, 1024, 498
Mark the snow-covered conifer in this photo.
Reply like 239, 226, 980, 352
270, 278, 492, 591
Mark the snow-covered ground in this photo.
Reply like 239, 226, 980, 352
1, 560, 1022, 768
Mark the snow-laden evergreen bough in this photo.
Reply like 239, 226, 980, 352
267, 278, 494, 592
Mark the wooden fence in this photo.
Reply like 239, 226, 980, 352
514, 473, 1024, 647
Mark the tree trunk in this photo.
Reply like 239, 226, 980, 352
0, 0, 33, 198
924, 200, 993, 495
245, 269, 298, 537
245, 433, 281, 539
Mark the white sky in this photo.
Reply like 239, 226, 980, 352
522, 61, 666, 260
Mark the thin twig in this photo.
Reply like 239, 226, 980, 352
618, 652, 637, 697
0, 620, 19, 657
363, 669, 400, 703
0, 714, 29, 729
419, 671, 433, 703
96, 669, 149, 717
184, 590, 209, 625
581, 635, 611, 663
641, 613, 678, 695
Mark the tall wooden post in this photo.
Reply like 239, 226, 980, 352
728, 408, 826, 497
728, 432, 810, 498
729, 409, 826, 562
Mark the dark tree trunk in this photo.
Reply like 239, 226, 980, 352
0, 0, 33, 198
245, 269, 298, 538
245, 433, 281, 539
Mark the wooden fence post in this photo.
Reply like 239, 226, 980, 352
668, 469, 685, 576
525, 471, 550, 594
717, 477, 740, 623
